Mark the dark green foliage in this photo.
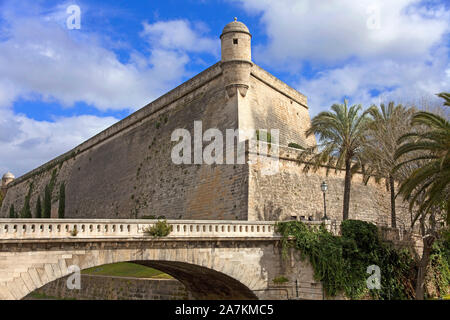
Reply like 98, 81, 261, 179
157, 215, 166, 219
9, 204, 16, 218
256, 130, 272, 143
0, 192, 4, 210
20, 183, 33, 218
288, 142, 303, 149
35, 196, 42, 219
276, 220, 415, 299
144, 220, 172, 237
41, 168, 58, 219
58, 183, 65, 219
428, 238, 450, 297
141, 215, 157, 219
21, 200, 32, 218
43, 184, 51, 218
48, 169, 57, 192
272, 276, 289, 284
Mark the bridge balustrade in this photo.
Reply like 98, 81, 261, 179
0, 219, 332, 240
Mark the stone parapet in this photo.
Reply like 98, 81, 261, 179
0, 219, 335, 240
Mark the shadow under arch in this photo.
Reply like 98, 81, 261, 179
24, 260, 258, 300
131, 261, 258, 300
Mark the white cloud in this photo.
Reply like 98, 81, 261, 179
0, 2, 220, 176
236, 0, 449, 65
141, 20, 219, 56
0, 4, 219, 112
0, 109, 117, 176
234, 0, 450, 114
298, 53, 450, 114
0, 16, 187, 111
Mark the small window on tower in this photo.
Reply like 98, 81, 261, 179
233, 38, 238, 45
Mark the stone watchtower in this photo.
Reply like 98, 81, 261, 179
1, 172, 14, 196
2, 19, 406, 225
220, 18, 252, 98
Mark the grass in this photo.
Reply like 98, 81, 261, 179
82, 262, 173, 279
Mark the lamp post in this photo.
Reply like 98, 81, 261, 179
321, 181, 328, 220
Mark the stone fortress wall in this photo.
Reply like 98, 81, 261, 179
26, 275, 191, 300
0, 19, 411, 228
248, 146, 411, 228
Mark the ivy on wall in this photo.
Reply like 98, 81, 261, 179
428, 237, 450, 298
276, 220, 416, 299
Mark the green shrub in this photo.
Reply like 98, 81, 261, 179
9, 205, 16, 218
288, 142, 303, 150
141, 215, 157, 219
144, 220, 172, 238
20, 200, 32, 218
58, 183, 65, 219
35, 196, 42, 218
276, 220, 415, 299
256, 130, 272, 143
272, 276, 289, 284
70, 226, 78, 237
43, 184, 51, 218
429, 238, 450, 297
20, 183, 33, 218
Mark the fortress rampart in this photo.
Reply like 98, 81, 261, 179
0, 19, 410, 228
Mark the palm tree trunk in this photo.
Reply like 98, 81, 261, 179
389, 174, 396, 228
343, 158, 351, 220
415, 236, 434, 300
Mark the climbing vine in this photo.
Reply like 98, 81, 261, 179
427, 236, 450, 298
276, 220, 415, 299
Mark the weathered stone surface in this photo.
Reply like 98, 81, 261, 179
0, 20, 406, 229
26, 275, 191, 300
0, 237, 322, 300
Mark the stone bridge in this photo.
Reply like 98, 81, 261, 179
0, 219, 330, 300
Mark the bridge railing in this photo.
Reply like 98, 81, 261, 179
0, 219, 331, 240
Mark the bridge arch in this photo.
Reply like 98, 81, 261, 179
0, 240, 268, 300
0, 219, 326, 300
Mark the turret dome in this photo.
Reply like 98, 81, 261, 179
221, 18, 251, 38
2, 172, 14, 180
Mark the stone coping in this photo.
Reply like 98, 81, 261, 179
0, 218, 281, 224
0, 219, 330, 240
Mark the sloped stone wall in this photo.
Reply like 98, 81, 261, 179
26, 274, 191, 300
248, 146, 411, 228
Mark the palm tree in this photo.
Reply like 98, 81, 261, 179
394, 104, 450, 223
394, 92, 450, 299
364, 102, 415, 227
302, 100, 370, 220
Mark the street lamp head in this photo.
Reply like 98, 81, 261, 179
321, 181, 328, 192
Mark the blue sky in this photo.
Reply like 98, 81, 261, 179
0, 0, 449, 176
